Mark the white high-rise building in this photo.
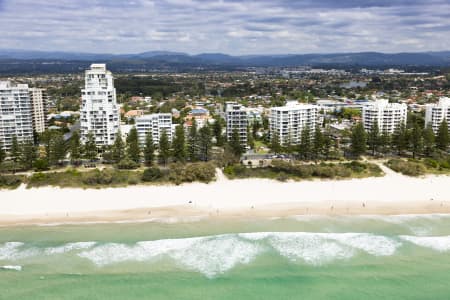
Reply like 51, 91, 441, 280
0, 81, 34, 151
80, 64, 119, 146
362, 99, 407, 134
226, 103, 248, 147
135, 113, 174, 147
425, 97, 450, 133
29, 88, 48, 134
270, 101, 318, 146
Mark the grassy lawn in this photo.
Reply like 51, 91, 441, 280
254, 140, 270, 154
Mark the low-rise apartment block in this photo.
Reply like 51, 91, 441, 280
425, 97, 450, 133
226, 103, 248, 147
362, 99, 407, 134
269, 101, 318, 146
136, 113, 174, 147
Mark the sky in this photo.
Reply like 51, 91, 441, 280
0, 0, 450, 55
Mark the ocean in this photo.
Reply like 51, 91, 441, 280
1, 215, 450, 299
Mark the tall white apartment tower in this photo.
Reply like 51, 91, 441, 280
226, 103, 248, 147
135, 113, 174, 147
80, 64, 120, 146
0, 81, 34, 151
270, 101, 318, 146
29, 88, 48, 134
362, 99, 407, 134
425, 97, 450, 133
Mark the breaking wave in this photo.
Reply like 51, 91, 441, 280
400, 235, 450, 252
77, 236, 260, 278
0, 231, 448, 277
0, 265, 22, 271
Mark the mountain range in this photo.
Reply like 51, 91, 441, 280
0, 49, 450, 74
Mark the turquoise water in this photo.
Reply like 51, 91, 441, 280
1, 215, 450, 299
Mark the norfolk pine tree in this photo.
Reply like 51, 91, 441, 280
10, 135, 21, 163
350, 123, 366, 158
84, 132, 98, 160
213, 118, 224, 146
50, 131, 66, 165
229, 128, 244, 157
112, 131, 125, 163
158, 130, 170, 165
144, 132, 155, 166
0, 141, 5, 164
368, 120, 380, 156
298, 126, 311, 160
126, 127, 140, 163
198, 125, 212, 161
436, 119, 449, 151
187, 119, 198, 161
69, 131, 82, 164
409, 122, 423, 159
172, 124, 186, 162
392, 123, 408, 155
313, 125, 324, 160
270, 131, 282, 154
423, 124, 435, 157
20, 140, 37, 170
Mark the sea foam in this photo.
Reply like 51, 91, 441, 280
240, 232, 399, 264
400, 235, 450, 252
1, 265, 22, 271
78, 235, 261, 278
0, 242, 38, 261
44, 242, 97, 255
3, 231, 449, 278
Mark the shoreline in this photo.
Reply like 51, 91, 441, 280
1, 203, 450, 227
1, 166, 450, 226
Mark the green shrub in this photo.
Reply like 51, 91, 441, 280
386, 159, 426, 176
34, 159, 50, 171
0, 175, 23, 189
142, 167, 163, 182
185, 163, 216, 183
347, 161, 367, 173
424, 158, 439, 169
81, 169, 114, 185
116, 158, 139, 170
276, 172, 288, 182
28, 172, 50, 187
440, 160, 450, 169
223, 164, 247, 178
312, 166, 336, 178
127, 177, 139, 185
335, 165, 353, 178
0, 161, 27, 173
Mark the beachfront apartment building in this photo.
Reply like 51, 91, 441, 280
135, 113, 174, 147
269, 101, 318, 146
80, 64, 120, 146
226, 102, 248, 147
29, 88, 48, 134
425, 97, 450, 133
362, 99, 407, 134
0, 81, 34, 151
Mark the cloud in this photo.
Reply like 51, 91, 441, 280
0, 0, 449, 54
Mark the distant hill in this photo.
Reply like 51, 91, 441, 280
0, 49, 450, 74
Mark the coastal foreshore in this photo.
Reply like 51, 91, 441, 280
1, 166, 450, 226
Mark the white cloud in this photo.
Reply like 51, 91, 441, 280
0, 0, 449, 54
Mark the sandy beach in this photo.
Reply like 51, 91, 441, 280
1, 166, 450, 226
